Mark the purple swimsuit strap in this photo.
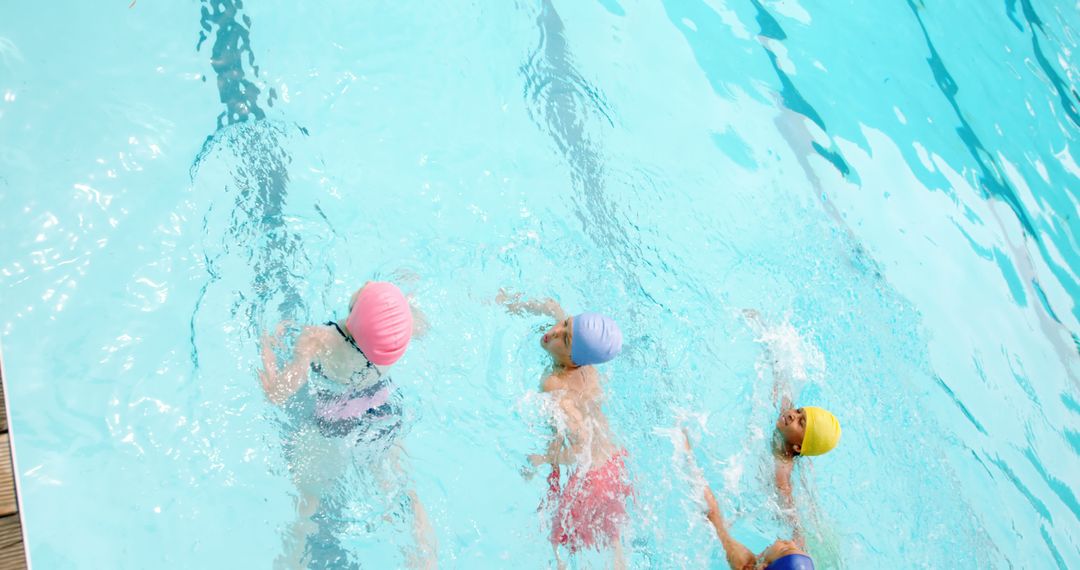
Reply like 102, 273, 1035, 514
315, 387, 391, 422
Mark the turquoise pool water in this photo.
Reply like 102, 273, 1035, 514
2, 0, 1079, 567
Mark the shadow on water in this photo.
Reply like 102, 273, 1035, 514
1006, 0, 1080, 129
904, 0, 1080, 387
521, 0, 657, 305
744, 0, 890, 282
660, 0, 884, 285
188, 0, 313, 368
746, 0, 852, 179
196, 0, 276, 129
905, 0, 1037, 237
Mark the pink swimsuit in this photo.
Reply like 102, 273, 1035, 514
547, 450, 633, 553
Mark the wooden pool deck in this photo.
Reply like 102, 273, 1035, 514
0, 361, 28, 570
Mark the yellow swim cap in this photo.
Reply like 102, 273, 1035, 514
800, 406, 841, 456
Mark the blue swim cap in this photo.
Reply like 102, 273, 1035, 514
570, 312, 622, 366
765, 553, 814, 570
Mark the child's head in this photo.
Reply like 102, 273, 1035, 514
541, 312, 622, 368
346, 281, 413, 366
775, 406, 841, 457
761, 540, 814, 569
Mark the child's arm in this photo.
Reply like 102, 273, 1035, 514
529, 435, 574, 467
258, 325, 327, 405
743, 309, 793, 408
704, 487, 757, 570
496, 289, 566, 320
683, 432, 756, 570
384, 444, 438, 567
529, 376, 575, 467
774, 456, 804, 547
406, 294, 431, 340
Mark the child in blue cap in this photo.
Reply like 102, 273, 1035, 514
497, 290, 630, 569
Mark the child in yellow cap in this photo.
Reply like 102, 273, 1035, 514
744, 310, 841, 544
775, 406, 842, 458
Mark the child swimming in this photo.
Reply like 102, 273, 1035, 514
497, 290, 630, 569
744, 310, 841, 545
258, 281, 435, 569
683, 432, 816, 570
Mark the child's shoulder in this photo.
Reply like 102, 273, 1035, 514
542, 372, 564, 392
574, 365, 602, 389
295, 323, 344, 357
300, 323, 336, 342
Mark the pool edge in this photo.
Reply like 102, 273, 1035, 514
0, 344, 30, 570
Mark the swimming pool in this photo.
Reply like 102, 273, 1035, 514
1, 0, 1079, 567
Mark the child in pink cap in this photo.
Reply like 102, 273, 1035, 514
259, 281, 413, 405
497, 289, 631, 570
259, 281, 435, 568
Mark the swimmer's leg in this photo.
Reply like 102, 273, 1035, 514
386, 444, 438, 569
309, 495, 364, 570
613, 538, 627, 570
279, 425, 352, 569
274, 492, 319, 570
405, 489, 437, 569
553, 545, 565, 570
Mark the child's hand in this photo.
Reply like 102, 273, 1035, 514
495, 288, 523, 312
261, 331, 283, 365
274, 320, 295, 337
496, 290, 564, 319
521, 453, 550, 480
742, 308, 765, 334
408, 297, 431, 340
258, 367, 274, 399
259, 333, 282, 399
520, 464, 536, 481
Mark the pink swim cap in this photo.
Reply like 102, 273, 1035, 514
345, 282, 413, 366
